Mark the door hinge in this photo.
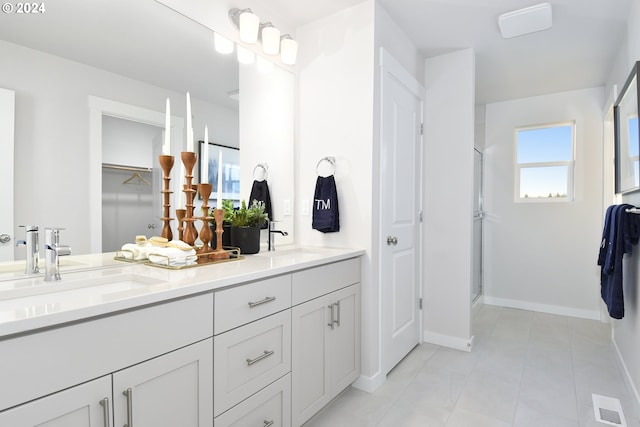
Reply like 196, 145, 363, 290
419, 298, 423, 310
420, 123, 424, 135
419, 210, 423, 223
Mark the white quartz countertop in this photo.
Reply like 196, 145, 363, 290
0, 246, 364, 337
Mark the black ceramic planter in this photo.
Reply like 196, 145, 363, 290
210, 224, 232, 250
230, 226, 261, 254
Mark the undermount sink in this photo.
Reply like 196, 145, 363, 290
0, 258, 88, 279
254, 247, 326, 259
0, 273, 165, 321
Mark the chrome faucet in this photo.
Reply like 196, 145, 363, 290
17, 225, 39, 274
268, 221, 288, 251
44, 228, 71, 282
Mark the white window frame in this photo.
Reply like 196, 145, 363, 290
514, 121, 576, 203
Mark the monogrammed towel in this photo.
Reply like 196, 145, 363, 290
312, 175, 339, 233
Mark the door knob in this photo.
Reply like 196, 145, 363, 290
0, 234, 10, 244
386, 236, 398, 245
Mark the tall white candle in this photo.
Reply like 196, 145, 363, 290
217, 150, 223, 208
186, 92, 194, 152
163, 98, 170, 155
202, 126, 209, 183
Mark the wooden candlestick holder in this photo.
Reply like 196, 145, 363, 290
180, 152, 199, 246
210, 208, 230, 260
176, 208, 186, 241
197, 183, 214, 261
159, 155, 174, 241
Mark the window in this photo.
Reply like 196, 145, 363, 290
515, 122, 575, 202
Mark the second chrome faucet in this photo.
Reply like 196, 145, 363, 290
44, 228, 71, 282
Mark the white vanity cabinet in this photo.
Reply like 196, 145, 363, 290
291, 259, 361, 426
0, 293, 214, 427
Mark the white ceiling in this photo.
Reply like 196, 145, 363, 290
0, 0, 633, 106
268, 0, 634, 104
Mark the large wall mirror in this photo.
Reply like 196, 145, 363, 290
0, 0, 294, 258
615, 61, 640, 194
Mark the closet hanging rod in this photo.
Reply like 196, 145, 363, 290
102, 163, 152, 173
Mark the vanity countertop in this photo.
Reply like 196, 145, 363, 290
0, 246, 365, 338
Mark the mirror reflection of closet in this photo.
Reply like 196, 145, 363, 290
101, 116, 163, 252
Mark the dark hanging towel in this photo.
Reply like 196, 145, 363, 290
312, 175, 340, 233
598, 204, 640, 319
249, 180, 272, 229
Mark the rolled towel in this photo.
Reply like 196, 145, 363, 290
120, 242, 149, 261
148, 240, 197, 267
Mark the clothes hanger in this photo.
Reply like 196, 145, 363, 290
123, 171, 150, 186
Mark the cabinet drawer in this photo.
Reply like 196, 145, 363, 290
292, 258, 360, 305
214, 274, 291, 334
214, 310, 291, 416
215, 373, 291, 427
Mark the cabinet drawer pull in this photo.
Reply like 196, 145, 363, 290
123, 388, 133, 427
334, 301, 341, 327
328, 304, 335, 330
264, 420, 275, 427
248, 296, 276, 308
246, 350, 275, 366
99, 397, 110, 427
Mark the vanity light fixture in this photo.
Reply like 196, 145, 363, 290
214, 32, 234, 54
229, 8, 260, 44
260, 22, 281, 55
280, 34, 298, 66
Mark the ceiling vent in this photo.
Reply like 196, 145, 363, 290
498, 3, 552, 39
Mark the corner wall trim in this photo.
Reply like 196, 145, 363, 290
483, 296, 600, 320
423, 331, 473, 352
352, 371, 386, 394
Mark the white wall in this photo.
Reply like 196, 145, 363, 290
1, 39, 237, 255
483, 87, 605, 319
423, 49, 475, 350
295, 0, 376, 385
611, 0, 640, 410
239, 61, 295, 247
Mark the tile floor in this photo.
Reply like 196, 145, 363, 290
304, 305, 640, 427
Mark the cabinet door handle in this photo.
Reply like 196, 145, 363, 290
99, 397, 110, 427
248, 296, 276, 308
264, 420, 275, 427
328, 304, 335, 329
123, 388, 133, 427
334, 301, 341, 327
246, 350, 275, 366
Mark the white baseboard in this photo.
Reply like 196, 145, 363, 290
352, 371, 386, 393
612, 331, 640, 419
423, 330, 473, 352
483, 296, 600, 320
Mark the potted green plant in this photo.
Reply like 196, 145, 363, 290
229, 199, 269, 254
209, 199, 235, 249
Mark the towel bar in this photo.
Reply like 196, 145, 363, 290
316, 156, 336, 176
252, 163, 268, 181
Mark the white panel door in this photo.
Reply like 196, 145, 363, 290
112, 339, 213, 427
0, 375, 112, 427
0, 88, 15, 261
380, 50, 424, 375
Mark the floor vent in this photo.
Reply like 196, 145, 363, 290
592, 394, 626, 426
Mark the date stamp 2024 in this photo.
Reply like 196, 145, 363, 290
2, 2, 46, 14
